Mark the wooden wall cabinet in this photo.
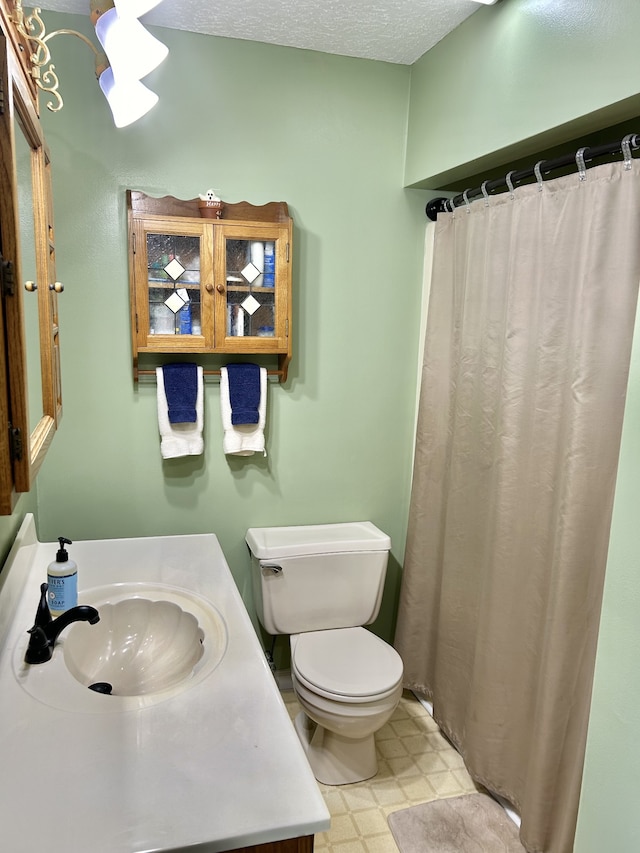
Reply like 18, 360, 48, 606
0, 2, 62, 515
127, 192, 293, 382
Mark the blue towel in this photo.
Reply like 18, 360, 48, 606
162, 363, 198, 424
227, 363, 261, 425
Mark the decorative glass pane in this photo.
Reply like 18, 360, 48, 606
147, 234, 201, 335
164, 257, 186, 280
241, 294, 261, 315
165, 291, 186, 313
241, 262, 261, 284
225, 238, 275, 337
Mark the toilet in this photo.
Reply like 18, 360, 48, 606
246, 521, 404, 785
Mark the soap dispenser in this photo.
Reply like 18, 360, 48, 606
47, 537, 77, 617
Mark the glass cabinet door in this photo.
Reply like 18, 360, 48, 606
223, 236, 277, 339
146, 233, 202, 337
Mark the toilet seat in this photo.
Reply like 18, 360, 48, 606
291, 627, 403, 702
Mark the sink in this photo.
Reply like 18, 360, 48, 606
64, 598, 205, 696
13, 582, 228, 712
1, 521, 332, 853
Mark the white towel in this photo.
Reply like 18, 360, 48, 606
220, 366, 267, 456
156, 366, 204, 459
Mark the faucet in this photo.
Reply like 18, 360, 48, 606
25, 583, 100, 664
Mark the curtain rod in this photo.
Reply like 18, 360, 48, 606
425, 133, 640, 221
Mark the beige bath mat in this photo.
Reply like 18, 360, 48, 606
388, 793, 526, 852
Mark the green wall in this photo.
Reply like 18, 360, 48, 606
405, 0, 640, 189
34, 15, 427, 642
573, 270, 640, 851
0, 492, 37, 569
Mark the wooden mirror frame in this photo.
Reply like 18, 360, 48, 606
0, 11, 61, 514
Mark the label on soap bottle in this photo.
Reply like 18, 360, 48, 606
47, 572, 78, 615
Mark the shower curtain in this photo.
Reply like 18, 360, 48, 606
395, 161, 640, 853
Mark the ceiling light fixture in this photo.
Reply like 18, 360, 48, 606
11, 0, 168, 127
97, 63, 159, 128
113, 0, 163, 18
470, 0, 499, 4
94, 5, 168, 83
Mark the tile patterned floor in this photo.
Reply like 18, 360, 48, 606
282, 689, 481, 853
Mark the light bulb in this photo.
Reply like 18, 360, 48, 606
95, 7, 168, 83
98, 66, 159, 127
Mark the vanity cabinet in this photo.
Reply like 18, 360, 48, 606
0, 2, 62, 515
127, 192, 293, 382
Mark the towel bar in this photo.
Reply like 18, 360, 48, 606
133, 351, 290, 384
136, 368, 284, 384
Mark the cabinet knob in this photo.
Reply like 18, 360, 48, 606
24, 281, 37, 292
49, 282, 64, 293
205, 283, 214, 293
216, 284, 225, 294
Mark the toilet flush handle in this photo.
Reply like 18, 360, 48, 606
260, 561, 283, 575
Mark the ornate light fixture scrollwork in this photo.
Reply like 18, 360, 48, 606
10, 0, 168, 127
11, 2, 70, 112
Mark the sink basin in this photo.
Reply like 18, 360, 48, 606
64, 598, 205, 696
14, 582, 228, 712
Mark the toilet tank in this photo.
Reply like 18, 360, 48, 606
246, 522, 391, 636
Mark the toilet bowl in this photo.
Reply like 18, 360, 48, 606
290, 628, 403, 785
245, 521, 404, 785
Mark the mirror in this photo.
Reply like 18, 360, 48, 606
0, 27, 61, 511
14, 112, 44, 439
12, 83, 58, 484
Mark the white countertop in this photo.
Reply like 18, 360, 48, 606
0, 515, 330, 853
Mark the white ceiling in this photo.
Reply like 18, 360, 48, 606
35, 0, 483, 65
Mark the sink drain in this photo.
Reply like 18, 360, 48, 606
88, 682, 113, 695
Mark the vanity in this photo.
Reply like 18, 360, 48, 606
0, 515, 330, 852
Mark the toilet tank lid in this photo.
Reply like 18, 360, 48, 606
245, 521, 391, 559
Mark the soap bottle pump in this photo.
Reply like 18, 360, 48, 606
47, 537, 78, 617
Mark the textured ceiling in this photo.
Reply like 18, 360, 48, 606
34, 0, 482, 65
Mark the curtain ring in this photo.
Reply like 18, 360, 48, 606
446, 198, 455, 214
481, 180, 491, 206
505, 170, 516, 199
534, 160, 546, 192
576, 147, 588, 181
463, 189, 472, 213
621, 134, 635, 171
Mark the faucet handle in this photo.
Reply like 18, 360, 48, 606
25, 585, 54, 664
25, 625, 53, 664
34, 583, 52, 629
